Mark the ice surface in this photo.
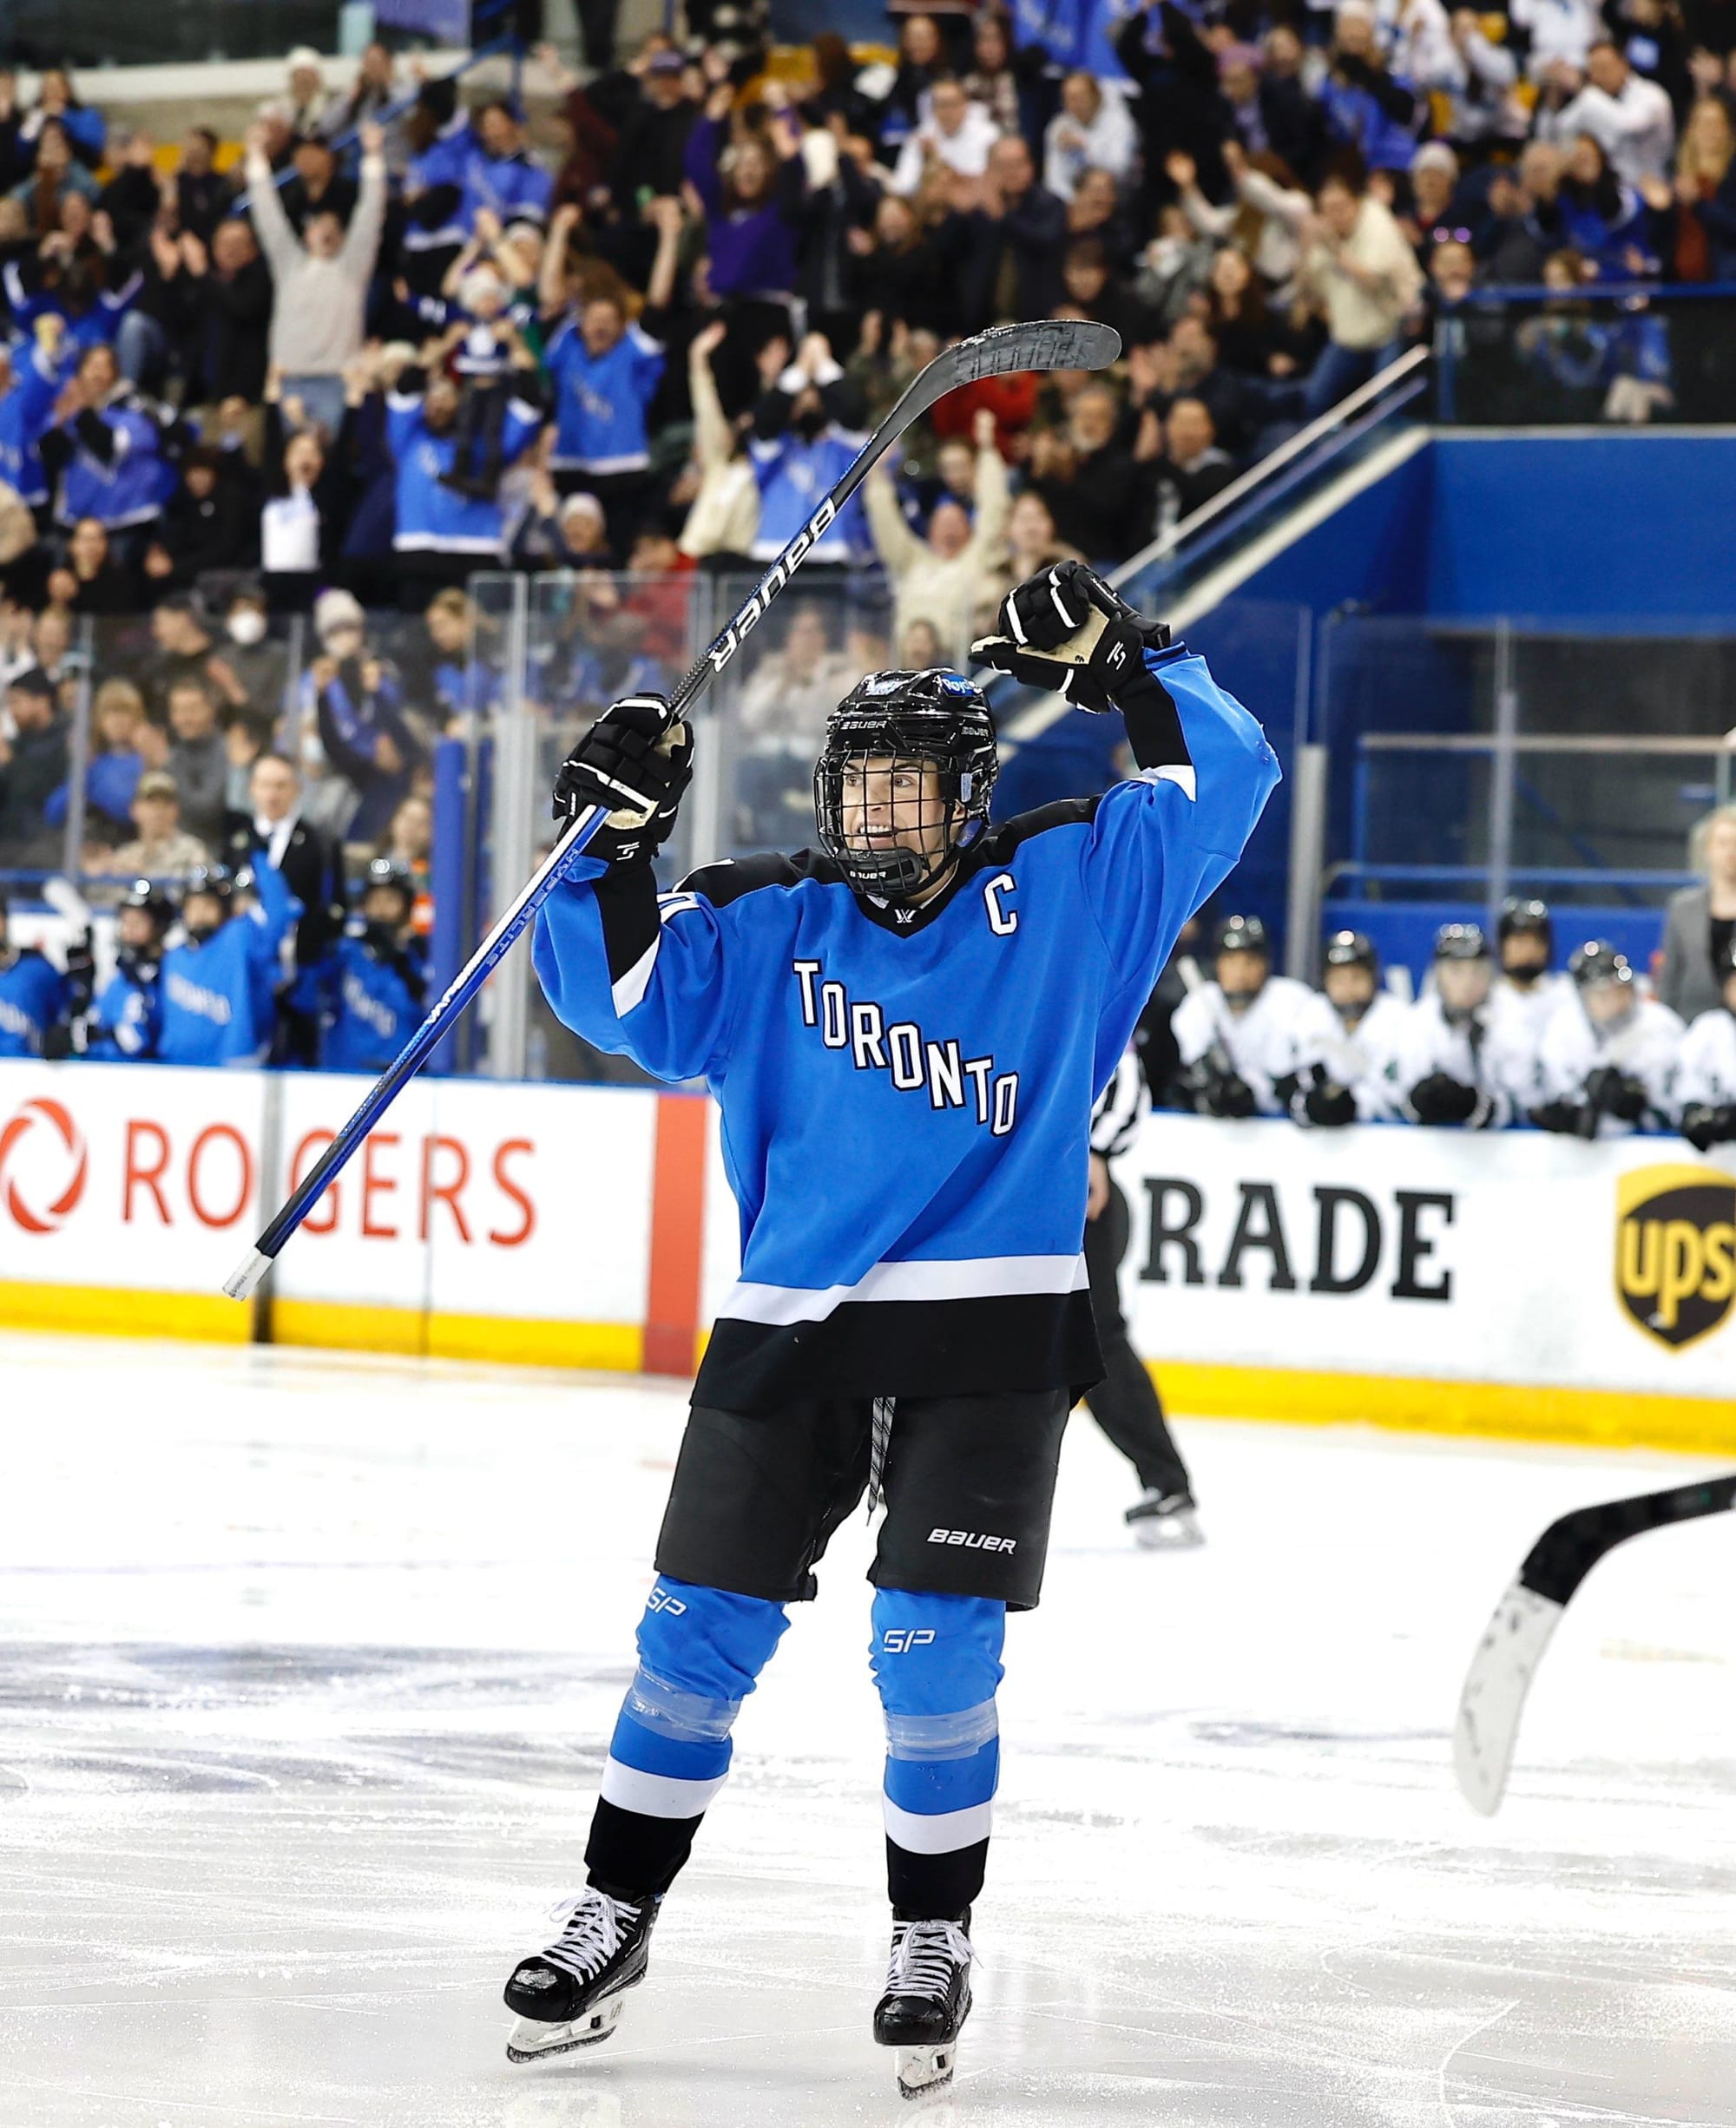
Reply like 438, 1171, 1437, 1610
0, 1330, 1732, 2127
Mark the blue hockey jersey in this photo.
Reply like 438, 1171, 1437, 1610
546, 319, 665, 475
0, 341, 62, 507
748, 424, 869, 563
53, 397, 170, 531
157, 857, 297, 1068
534, 642, 1279, 1409
0, 950, 69, 1057
386, 390, 544, 555
319, 933, 427, 1073
87, 960, 161, 1061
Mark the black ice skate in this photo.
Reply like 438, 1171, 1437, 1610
1126, 1488, 1205, 1550
503, 1885, 657, 2061
873, 1909, 975, 2100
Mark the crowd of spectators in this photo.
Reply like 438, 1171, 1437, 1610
0, 5, 1732, 1068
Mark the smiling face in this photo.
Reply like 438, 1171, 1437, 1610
839, 754, 954, 877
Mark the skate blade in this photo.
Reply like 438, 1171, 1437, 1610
1133, 1511, 1204, 1551
505, 1994, 626, 2062
896, 2041, 957, 2100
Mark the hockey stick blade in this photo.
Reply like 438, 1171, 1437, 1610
1453, 1471, 1736, 1815
222, 319, 1116, 1299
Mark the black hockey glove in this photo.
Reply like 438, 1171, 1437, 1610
554, 693, 693, 865
1681, 1101, 1736, 1152
1204, 1069, 1258, 1119
1529, 1098, 1587, 1135
1304, 1080, 1358, 1128
1408, 1072, 1478, 1126
971, 561, 1173, 717
63, 925, 95, 1019
1585, 1066, 1647, 1125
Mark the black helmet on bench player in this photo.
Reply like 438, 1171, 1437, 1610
814, 668, 997, 903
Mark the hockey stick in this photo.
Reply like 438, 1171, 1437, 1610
1452, 1470, 1736, 1815
221, 319, 1122, 1300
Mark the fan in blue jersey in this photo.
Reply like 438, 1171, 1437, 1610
509, 558, 1279, 2097
0, 890, 70, 1059
157, 857, 298, 1068
318, 858, 427, 1074
83, 881, 172, 1062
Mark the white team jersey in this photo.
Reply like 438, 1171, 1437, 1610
1315, 988, 1411, 1120
1174, 975, 1325, 1116
1673, 1008, 1736, 1114
1535, 993, 1685, 1134
1496, 970, 1573, 1045
1397, 987, 1542, 1123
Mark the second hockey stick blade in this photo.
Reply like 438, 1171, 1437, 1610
1453, 1470, 1736, 1815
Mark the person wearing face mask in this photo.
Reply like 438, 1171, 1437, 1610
217, 583, 287, 716
82, 879, 172, 1061
1172, 914, 1326, 1117
155, 852, 297, 1067
318, 857, 427, 1073
1397, 923, 1541, 1126
1531, 940, 1683, 1138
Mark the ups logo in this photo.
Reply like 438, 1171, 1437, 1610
1616, 1165, 1736, 1350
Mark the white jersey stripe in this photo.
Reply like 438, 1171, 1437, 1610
721, 1253, 1088, 1327
882, 1796, 994, 1854
599, 1755, 729, 1819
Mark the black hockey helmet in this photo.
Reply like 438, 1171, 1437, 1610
814, 668, 997, 903
1433, 921, 1489, 962
1497, 895, 1552, 949
360, 855, 415, 916
1324, 928, 1377, 973
1568, 939, 1634, 990
1215, 913, 1270, 958
183, 862, 237, 910
118, 878, 174, 934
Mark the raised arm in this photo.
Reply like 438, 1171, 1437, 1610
242, 125, 299, 279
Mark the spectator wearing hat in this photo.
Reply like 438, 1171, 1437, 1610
108, 769, 210, 878
601, 43, 700, 213
245, 118, 387, 444
0, 664, 67, 867
307, 589, 421, 841
270, 49, 337, 145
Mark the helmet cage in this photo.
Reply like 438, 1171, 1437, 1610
814, 673, 997, 904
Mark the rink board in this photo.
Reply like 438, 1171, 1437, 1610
0, 1061, 1730, 1453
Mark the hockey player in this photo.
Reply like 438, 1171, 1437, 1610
1397, 923, 1538, 1126
1305, 929, 1410, 1123
1496, 896, 1570, 1040
1083, 1044, 1201, 1546
319, 858, 427, 1073
157, 858, 297, 1067
1676, 940, 1736, 1152
514, 560, 1279, 2093
1532, 941, 1683, 1137
85, 881, 172, 1061
0, 890, 69, 1058
1172, 915, 1325, 1119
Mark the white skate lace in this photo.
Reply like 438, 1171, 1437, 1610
537, 1888, 639, 1986
885, 1919, 973, 2003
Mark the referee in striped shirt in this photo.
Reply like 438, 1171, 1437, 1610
1082, 1043, 1203, 1547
